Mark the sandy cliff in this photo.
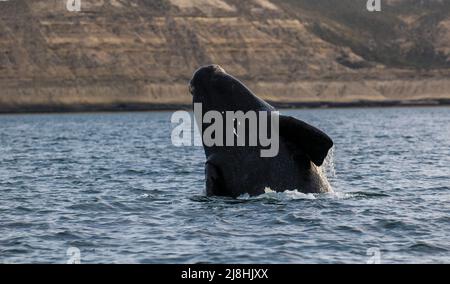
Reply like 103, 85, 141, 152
0, 0, 449, 112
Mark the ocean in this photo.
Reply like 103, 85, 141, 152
0, 107, 449, 263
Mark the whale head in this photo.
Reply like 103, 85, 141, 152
189, 65, 274, 113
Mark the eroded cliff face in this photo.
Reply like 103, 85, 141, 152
0, 0, 449, 112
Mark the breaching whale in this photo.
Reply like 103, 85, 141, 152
190, 65, 333, 197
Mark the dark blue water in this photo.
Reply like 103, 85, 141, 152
0, 107, 449, 263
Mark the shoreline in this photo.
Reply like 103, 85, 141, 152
0, 99, 449, 115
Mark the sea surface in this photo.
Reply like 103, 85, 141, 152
0, 107, 449, 263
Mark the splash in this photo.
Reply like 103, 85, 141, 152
315, 146, 336, 193
322, 146, 337, 180
238, 187, 317, 201
236, 186, 353, 202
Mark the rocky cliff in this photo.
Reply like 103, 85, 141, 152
0, 0, 449, 112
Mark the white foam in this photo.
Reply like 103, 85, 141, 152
237, 187, 353, 201
238, 187, 317, 201
323, 190, 354, 200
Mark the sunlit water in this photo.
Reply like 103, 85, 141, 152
0, 107, 449, 263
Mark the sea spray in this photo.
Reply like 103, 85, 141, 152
314, 146, 336, 193
322, 146, 337, 180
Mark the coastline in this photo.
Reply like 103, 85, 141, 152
0, 99, 448, 115
2, 0, 450, 116
2, 77, 450, 114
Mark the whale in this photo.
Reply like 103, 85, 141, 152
189, 65, 334, 197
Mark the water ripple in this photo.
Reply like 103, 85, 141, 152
0, 108, 449, 263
